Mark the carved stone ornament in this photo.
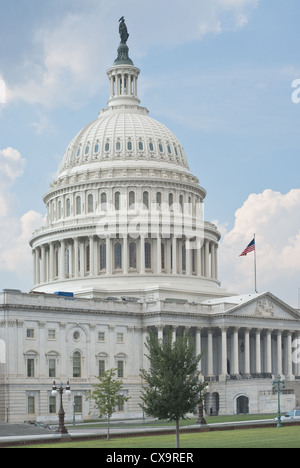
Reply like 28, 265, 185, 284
255, 299, 275, 317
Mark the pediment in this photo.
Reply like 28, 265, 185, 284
225, 293, 300, 321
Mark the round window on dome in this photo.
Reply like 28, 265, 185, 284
167, 145, 172, 155
105, 142, 110, 152
138, 141, 144, 151
94, 143, 99, 153
159, 143, 164, 153
76, 147, 81, 159
116, 140, 121, 151
127, 140, 133, 151
149, 142, 154, 152
85, 145, 90, 155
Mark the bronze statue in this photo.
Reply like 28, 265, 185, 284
119, 16, 129, 44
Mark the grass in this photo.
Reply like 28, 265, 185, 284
19, 425, 300, 449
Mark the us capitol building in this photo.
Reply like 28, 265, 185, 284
1, 21, 300, 423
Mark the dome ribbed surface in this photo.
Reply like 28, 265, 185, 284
59, 109, 189, 174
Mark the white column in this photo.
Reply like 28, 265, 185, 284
197, 241, 202, 277
204, 240, 210, 278
277, 330, 283, 376
49, 242, 54, 281
186, 239, 191, 276
74, 238, 79, 278
68, 241, 73, 278
140, 235, 145, 274
33, 249, 37, 285
207, 329, 214, 377
233, 328, 239, 375
244, 329, 251, 375
89, 236, 94, 276
60, 240, 65, 279
172, 326, 177, 344
287, 331, 294, 380
172, 236, 177, 274
41, 245, 46, 283
156, 237, 162, 274
211, 243, 216, 279
157, 326, 163, 341
266, 329, 272, 374
36, 247, 40, 285
106, 236, 112, 275
123, 236, 128, 274
79, 240, 85, 277
221, 327, 228, 379
142, 328, 149, 371
215, 244, 218, 280
256, 329, 262, 374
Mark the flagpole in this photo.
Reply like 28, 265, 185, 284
254, 233, 258, 293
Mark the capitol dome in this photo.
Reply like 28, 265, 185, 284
30, 37, 227, 302
58, 109, 190, 177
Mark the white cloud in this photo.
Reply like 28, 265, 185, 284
6, 0, 259, 108
218, 189, 300, 307
0, 148, 43, 289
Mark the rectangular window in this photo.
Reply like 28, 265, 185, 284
99, 360, 105, 377
98, 331, 105, 342
117, 360, 124, 378
27, 359, 35, 378
49, 359, 56, 378
49, 396, 56, 414
48, 329, 56, 340
117, 333, 124, 343
28, 396, 35, 415
74, 396, 83, 414
27, 329, 35, 339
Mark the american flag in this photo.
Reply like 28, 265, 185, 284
239, 238, 255, 257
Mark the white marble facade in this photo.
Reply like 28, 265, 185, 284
0, 38, 299, 423
0, 289, 298, 423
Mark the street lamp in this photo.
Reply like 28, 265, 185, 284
197, 377, 209, 425
52, 381, 71, 435
272, 374, 285, 428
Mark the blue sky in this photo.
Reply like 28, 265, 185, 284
0, 0, 300, 306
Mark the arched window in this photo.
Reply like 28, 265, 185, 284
101, 192, 107, 210
66, 199, 71, 217
168, 193, 174, 209
88, 194, 94, 213
114, 242, 122, 269
65, 248, 70, 276
129, 191, 135, 209
161, 243, 165, 271
115, 192, 121, 211
182, 243, 186, 272
100, 244, 106, 270
76, 196, 81, 215
156, 192, 162, 208
129, 242, 137, 269
179, 195, 183, 211
58, 201, 62, 219
143, 191, 149, 209
145, 242, 152, 270
73, 351, 81, 378
86, 245, 90, 273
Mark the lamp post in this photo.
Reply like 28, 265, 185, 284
272, 374, 285, 428
52, 381, 71, 434
197, 377, 209, 425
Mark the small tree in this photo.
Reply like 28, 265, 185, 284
140, 330, 203, 448
86, 368, 130, 440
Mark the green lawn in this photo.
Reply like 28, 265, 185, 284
20, 426, 300, 449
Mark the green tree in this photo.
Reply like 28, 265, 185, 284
140, 330, 204, 448
86, 368, 130, 440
